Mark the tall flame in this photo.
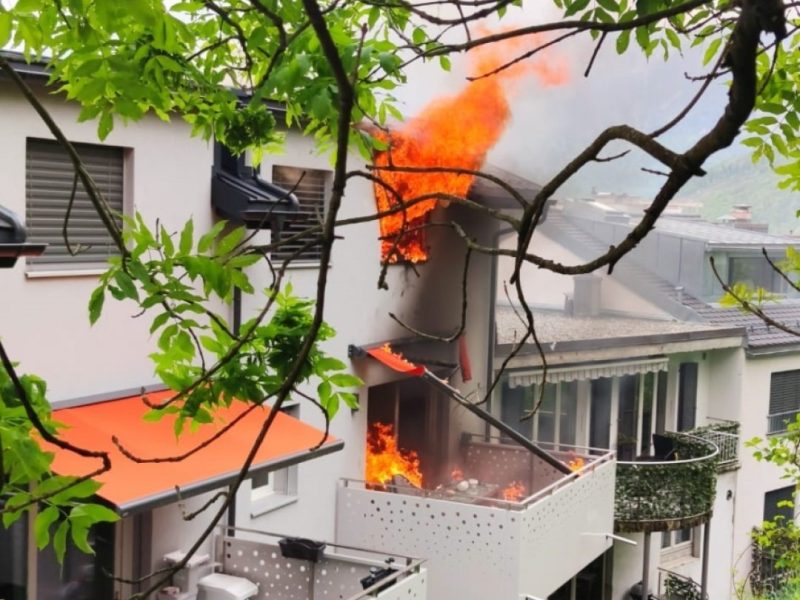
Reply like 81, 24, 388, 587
373, 30, 569, 263
366, 422, 424, 488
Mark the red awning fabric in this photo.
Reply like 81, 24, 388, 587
366, 346, 426, 376
47, 390, 342, 515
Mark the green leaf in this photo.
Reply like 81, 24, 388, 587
595, 0, 618, 13
98, 111, 114, 141
329, 373, 363, 388
564, 0, 591, 17
34, 506, 60, 550
616, 30, 631, 54
198, 221, 227, 253
113, 271, 139, 301
703, 38, 721, 66
88, 286, 106, 325
179, 219, 194, 255
0, 12, 11, 48
53, 520, 69, 563
438, 56, 451, 72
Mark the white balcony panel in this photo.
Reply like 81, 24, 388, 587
219, 530, 427, 600
336, 457, 616, 600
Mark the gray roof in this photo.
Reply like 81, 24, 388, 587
535, 209, 800, 351
495, 305, 742, 354
469, 165, 541, 208
654, 217, 797, 248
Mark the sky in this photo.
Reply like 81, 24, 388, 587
389, 13, 736, 198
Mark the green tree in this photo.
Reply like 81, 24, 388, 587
0, 0, 798, 597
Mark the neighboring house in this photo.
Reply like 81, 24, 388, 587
0, 51, 429, 600
492, 197, 800, 599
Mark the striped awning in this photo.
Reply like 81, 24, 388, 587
507, 357, 668, 388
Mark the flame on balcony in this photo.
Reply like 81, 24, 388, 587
566, 454, 585, 472
450, 467, 464, 481
366, 422, 423, 488
371, 30, 568, 263
501, 480, 527, 502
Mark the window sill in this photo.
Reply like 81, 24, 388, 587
26, 267, 107, 279
661, 542, 694, 565
250, 493, 298, 517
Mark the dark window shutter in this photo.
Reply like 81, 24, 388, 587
768, 370, 800, 433
271, 166, 329, 262
677, 363, 698, 432
26, 139, 124, 267
764, 486, 795, 523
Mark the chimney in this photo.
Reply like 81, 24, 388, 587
573, 274, 602, 317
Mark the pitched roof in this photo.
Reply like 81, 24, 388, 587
542, 207, 800, 352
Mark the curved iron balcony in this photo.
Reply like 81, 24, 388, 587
615, 432, 719, 533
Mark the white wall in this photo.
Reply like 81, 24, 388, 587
496, 230, 670, 319
732, 353, 800, 591
0, 80, 215, 402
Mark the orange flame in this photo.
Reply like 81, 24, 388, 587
366, 422, 423, 488
373, 30, 569, 263
567, 455, 585, 472
451, 467, 464, 481
501, 480, 527, 502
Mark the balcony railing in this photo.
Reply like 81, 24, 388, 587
214, 526, 427, 600
615, 432, 718, 533
336, 436, 615, 600
656, 568, 708, 600
768, 409, 800, 435
687, 421, 739, 471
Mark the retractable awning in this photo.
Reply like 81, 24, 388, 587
48, 391, 342, 515
507, 357, 669, 388
351, 344, 571, 475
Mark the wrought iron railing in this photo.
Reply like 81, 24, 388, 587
656, 568, 708, 600
615, 432, 718, 533
768, 409, 800, 435
687, 421, 739, 470
750, 525, 800, 598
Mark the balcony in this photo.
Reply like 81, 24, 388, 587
615, 432, 719, 533
687, 421, 739, 471
215, 526, 427, 599
336, 435, 616, 600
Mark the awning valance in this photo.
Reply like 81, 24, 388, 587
507, 357, 668, 388
48, 391, 342, 515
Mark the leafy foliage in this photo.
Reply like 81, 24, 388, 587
92, 215, 361, 429
0, 364, 119, 563
614, 432, 718, 532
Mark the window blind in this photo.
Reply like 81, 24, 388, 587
26, 138, 124, 267
271, 165, 328, 262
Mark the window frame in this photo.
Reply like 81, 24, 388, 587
24, 138, 130, 274
269, 165, 331, 265
768, 370, 800, 435
249, 404, 300, 516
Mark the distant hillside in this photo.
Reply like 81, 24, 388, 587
681, 154, 800, 235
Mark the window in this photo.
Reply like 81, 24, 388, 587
250, 405, 300, 515
769, 370, 800, 434
589, 378, 612, 449
270, 165, 330, 263
500, 379, 578, 447
26, 138, 125, 269
764, 486, 795, 524
728, 256, 784, 293
661, 527, 695, 560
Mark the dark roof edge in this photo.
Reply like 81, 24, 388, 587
0, 50, 50, 80
496, 326, 745, 357
746, 343, 800, 357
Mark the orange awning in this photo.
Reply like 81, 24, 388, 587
365, 346, 426, 376
47, 390, 342, 515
